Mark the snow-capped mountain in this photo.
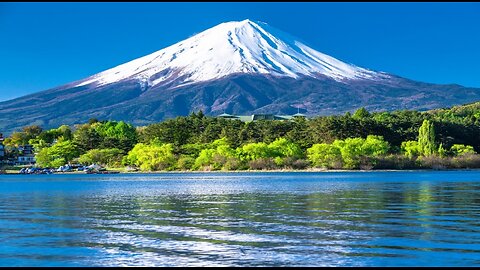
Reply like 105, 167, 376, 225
74, 19, 387, 88
0, 19, 479, 134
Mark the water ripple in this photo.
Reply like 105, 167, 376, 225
1, 171, 480, 266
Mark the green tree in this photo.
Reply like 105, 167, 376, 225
307, 143, 342, 168
56, 125, 73, 141
401, 140, 422, 159
36, 125, 73, 144
78, 148, 124, 167
94, 121, 138, 151
23, 125, 43, 139
268, 138, 303, 159
193, 138, 237, 170
333, 137, 365, 169
418, 119, 436, 156
285, 116, 311, 149
28, 138, 49, 152
4, 125, 44, 146
450, 144, 476, 156
73, 123, 102, 153
438, 143, 447, 157
268, 138, 303, 166
362, 135, 390, 156
35, 140, 79, 167
352, 107, 370, 119
236, 142, 273, 162
124, 142, 175, 171
88, 118, 100, 124
48, 140, 79, 163
6, 132, 28, 146
307, 136, 389, 169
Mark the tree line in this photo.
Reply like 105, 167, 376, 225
3, 102, 480, 171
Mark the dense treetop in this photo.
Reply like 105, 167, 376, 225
3, 102, 480, 171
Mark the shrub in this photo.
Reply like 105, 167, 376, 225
372, 155, 419, 170
275, 156, 309, 170
223, 157, 243, 170
451, 153, 480, 168
212, 154, 228, 170
176, 156, 196, 171
248, 158, 278, 170
359, 156, 375, 170
418, 155, 450, 170
450, 144, 476, 156
290, 159, 310, 170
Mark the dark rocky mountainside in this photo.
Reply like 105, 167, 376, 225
1, 73, 479, 134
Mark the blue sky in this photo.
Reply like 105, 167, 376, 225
1, 2, 479, 101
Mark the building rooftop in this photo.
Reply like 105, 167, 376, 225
217, 113, 305, 122
217, 113, 239, 118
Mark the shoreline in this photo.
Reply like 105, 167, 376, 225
4, 168, 480, 175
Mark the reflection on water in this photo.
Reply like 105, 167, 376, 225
1, 171, 480, 266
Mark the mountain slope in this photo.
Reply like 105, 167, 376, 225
72, 19, 386, 89
1, 19, 479, 134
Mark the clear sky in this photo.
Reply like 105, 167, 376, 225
1, 2, 479, 101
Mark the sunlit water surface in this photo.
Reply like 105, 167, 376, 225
1, 171, 480, 266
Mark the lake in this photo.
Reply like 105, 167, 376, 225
1, 171, 480, 266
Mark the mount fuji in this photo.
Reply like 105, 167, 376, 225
1, 19, 479, 133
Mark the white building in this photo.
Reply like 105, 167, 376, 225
17, 155, 36, 164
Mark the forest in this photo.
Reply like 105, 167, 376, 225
3, 101, 480, 171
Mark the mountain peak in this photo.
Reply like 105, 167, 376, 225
75, 20, 385, 88
1, 20, 479, 135
220, 19, 259, 26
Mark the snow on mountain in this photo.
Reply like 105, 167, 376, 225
75, 19, 388, 88
2, 19, 480, 135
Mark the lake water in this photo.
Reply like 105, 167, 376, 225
1, 171, 480, 266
